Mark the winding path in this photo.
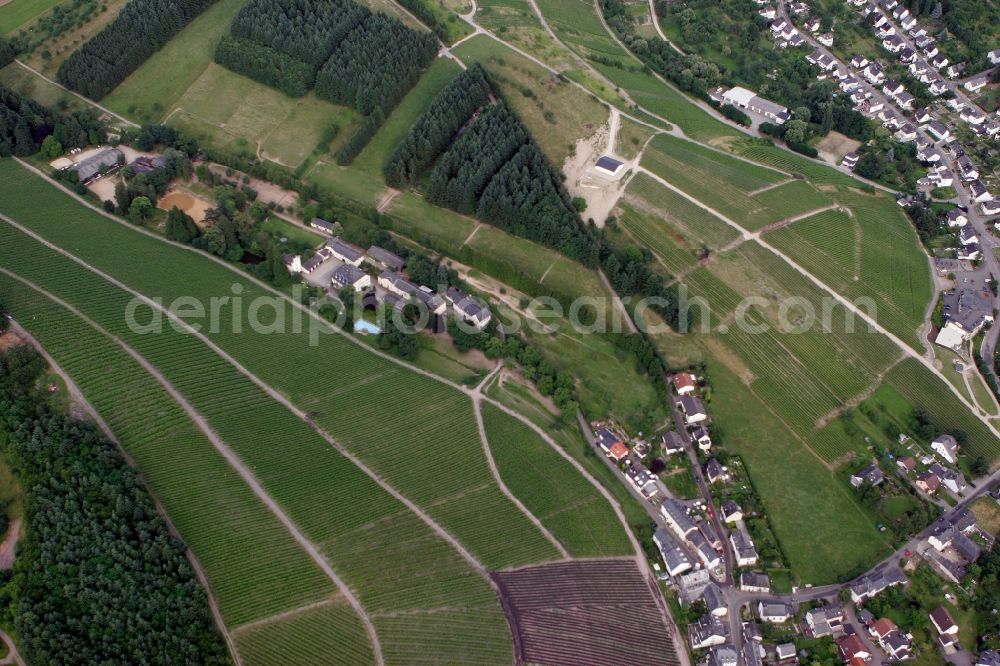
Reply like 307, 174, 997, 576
13, 60, 139, 128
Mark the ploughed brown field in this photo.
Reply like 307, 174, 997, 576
492, 560, 681, 666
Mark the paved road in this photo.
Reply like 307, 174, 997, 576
0, 629, 24, 666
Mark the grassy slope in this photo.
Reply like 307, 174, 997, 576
0, 0, 62, 34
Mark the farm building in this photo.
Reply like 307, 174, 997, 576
594, 155, 625, 177
301, 253, 327, 274
331, 264, 371, 292
366, 245, 406, 271
445, 287, 491, 330
310, 217, 335, 234
325, 238, 365, 266
128, 155, 167, 174
72, 148, 123, 184
378, 272, 446, 315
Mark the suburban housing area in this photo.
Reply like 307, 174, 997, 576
1, 0, 1000, 662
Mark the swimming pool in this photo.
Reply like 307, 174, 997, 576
353, 319, 382, 335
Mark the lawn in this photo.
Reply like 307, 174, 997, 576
102, 0, 245, 115
259, 217, 323, 247
0, 0, 62, 34
0, 62, 88, 112
353, 58, 462, 179
452, 34, 608, 166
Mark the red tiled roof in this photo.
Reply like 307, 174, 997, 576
872, 617, 897, 639
838, 635, 867, 660
609, 442, 629, 461
673, 373, 696, 392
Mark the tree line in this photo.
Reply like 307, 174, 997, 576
0, 84, 103, 157
0, 345, 230, 665
383, 63, 492, 188
57, 0, 219, 99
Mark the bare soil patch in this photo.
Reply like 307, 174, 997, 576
816, 131, 862, 163
158, 190, 213, 224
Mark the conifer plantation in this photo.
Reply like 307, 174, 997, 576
386, 66, 598, 267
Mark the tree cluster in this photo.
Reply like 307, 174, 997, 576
214, 35, 315, 97
421, 98, 599, 266
383, 64, 492, 188
0, 84, 103, 157
314, 12, 437, 114
56, 0, 219, 99
114, 147, 192, 214
0, 345, 229, 665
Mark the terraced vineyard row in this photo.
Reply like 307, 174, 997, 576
0, 276, 368, 660
731, 140, 858, 188
481, 403, 632, 557
234, 602, 374, 666
646, 134, 785, 192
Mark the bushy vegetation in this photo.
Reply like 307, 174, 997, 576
214, 35, 315, 98
56, 0, 220, 99
384, 63, 493, 188
0, 345, 229, 665
0, 84, 103, 157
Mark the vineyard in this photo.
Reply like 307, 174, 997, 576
234, 601, 374, 666
624, 172, 741, 249
617, 202, 699, 275
0, 278, 357, 643
481, 403, 632, 557
764, 193, 932, 350
640, 135, 834, 230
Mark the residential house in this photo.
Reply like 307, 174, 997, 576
690, 425, 713, 452
851, 55, 869, 69
947, 62, 966, 79
961, 108, 987, 125
679, 395, 708, 424
929, 607, 960, 652
958, 242, 981, 262
870, 617, 899, 643
653, 527, 693, 576
882, 631, 913, 660
804, 17, 821, 32
740, 572, 771, 593
310, 217, 335, 234
981, 200, 1000, 216
758, 601, 793, 623
818, 33, 834, 47
932, 434, 960, 464
722, 499, 743, 524
958, 156, 980, 181
838, 635, 871, 662
660, 498, 698, 538
926, 122, 951, 142
864, 63, 886, 84
850, 569, 907, 603
706, 459, 728, 484
945, 208, 968, 227
916, 471, 941, 494
710, 645, 739, 666
663, 431, 686, 455
730, 524, 759, 567
883, 35, 905, 52
689, 614, 728, 650
990, 50, 1000, 66
625, 462, 659, 499
365, 246, 405, 272
914, 108, 931, 123
960, 224, 979, 246
703, 583, 728, 617
776, 643, 797, 662
445, 287, 491, 330
673, 372, 698, 395
330, 264, 371, 292
690, 530, 722, 569
282, 253, 302, 274
842, 152, 859, 170
929, 78, 950, 95
931, 54, 949, 70
851, 464, 885, 488
941, 468, 968, 495
897, 455, 917, 472
805, 605, 845, 638
970, 179, 992, 203
965, 76, 988, 93
595, 427, 629, 462
978, 650, 1000, 666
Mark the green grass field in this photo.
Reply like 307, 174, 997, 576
353, 58, 462, 178
533, 0, 630, 63
452, 34, 608, 166
624, 172, 742, 250
0, 0, 62, 34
